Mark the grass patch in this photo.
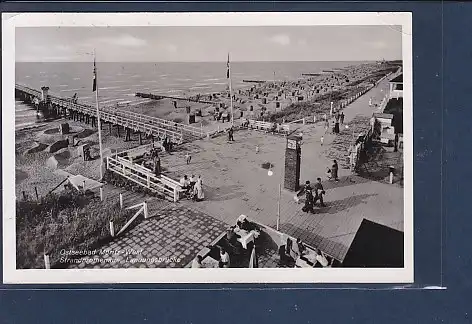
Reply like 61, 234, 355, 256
267, 67, 396, 123
16, 189, 136, 269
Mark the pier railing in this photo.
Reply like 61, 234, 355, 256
15, 83, 206, 143
123, 110, 205, 139
106, 154, 183, 202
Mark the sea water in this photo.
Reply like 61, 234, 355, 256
15, 61, 369, 129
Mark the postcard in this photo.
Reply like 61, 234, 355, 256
2, 12, 413, 283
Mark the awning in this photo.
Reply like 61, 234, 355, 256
68, 174, 103, 191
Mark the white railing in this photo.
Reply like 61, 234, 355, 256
109, 201, 149, 237
15, 84, 198, 143
106, 155, 182, 202
123, 110, 205, 139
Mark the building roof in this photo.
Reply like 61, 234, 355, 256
374, 113, 394, 119
390, 74, 403, 83
68, 174, 103, 191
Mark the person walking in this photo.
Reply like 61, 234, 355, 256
313, 177, 327, 207
228, 127, 234, 142
302, 187, 315, 214
299, 181, 315, 214
331, 160, 339, 181
340, 112, 345, 124
185, 152, 192, 165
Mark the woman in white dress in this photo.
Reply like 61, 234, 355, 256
192, 175, 205, 202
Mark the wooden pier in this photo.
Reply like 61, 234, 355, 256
135, 92, 214, 104
242, 80, 267, 84
15, 84, 206, 144
301, 73, 321, 77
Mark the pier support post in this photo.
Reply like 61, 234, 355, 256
109, 123, 112, 134
117, 125, 121, 137
138, 132, 142, 145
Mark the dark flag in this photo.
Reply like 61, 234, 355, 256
93, 58, 97, 92
226, 53, 230, 79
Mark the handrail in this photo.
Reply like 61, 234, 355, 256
106, 155, 182, 202
15, 83, 205, 141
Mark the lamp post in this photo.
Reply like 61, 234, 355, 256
268, 165, 282, 231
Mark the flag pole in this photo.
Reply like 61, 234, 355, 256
228, 53, 234, 126
94, 49, 104, 181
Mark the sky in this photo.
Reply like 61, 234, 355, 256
16, 26, 402, 62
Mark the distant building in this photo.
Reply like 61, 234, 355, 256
388, 73, 403, 99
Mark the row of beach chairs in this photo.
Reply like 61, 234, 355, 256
240, 118, 291, 135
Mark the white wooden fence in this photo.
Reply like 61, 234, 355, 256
110, 201, 149, 238
106, 154, 183, 202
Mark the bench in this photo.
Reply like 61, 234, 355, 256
245, 119, 290, 135
248, 120, 273, 132
160, 175, 186, 199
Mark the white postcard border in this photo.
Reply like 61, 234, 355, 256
2, 12, 413, 284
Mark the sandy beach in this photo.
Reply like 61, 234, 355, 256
15, 62, 395, 200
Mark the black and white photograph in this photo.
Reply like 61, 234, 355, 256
3, 13, 413, 283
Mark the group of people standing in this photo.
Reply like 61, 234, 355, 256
179, 174, 205, 202
162, 136, 173, 154
297, 178, 327, 214
297, 160, 339, 214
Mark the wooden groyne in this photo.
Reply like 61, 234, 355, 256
242, 80, 267, 84
301, 73, 321, 77
15, 84, 206, 144
135, 92, 214, 104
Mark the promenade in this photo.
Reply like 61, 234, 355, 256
68, 75, 403, 268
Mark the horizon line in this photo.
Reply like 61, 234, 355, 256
16, 59, 402, 63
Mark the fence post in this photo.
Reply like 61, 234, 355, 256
109, 221, 115, 237
389, 166, 395, 184
313, 115, 316, 123
119, 193, 123, 209
144, 202, 148, 219
34, 187, 39, 200
302, 117, 306, 125
173, 188, 178, 203
100, 187, 103, 201
44, 253, 50, 269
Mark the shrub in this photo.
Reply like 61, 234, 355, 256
16, 189, 136, 269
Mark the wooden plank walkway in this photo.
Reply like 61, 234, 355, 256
15, 84, 206, 144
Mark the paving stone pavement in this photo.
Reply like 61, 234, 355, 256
67, 76, 403, 267
66, 205, 228, 269
157, 76, 403, 262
